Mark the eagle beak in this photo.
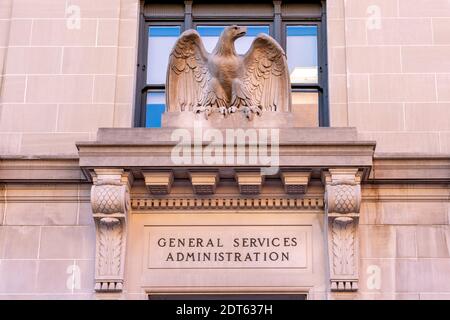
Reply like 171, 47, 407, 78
237, 26, 247, 38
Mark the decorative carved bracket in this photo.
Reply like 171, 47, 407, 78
143, 171, 173, 195
236, 172, 264, 195
91, 169, 132, 293
323, 169, 361, 292
189, 172, 219, 195
281, 171, 311, 194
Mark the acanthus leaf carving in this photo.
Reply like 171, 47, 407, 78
91, 170, 131, 293
323, 169, 361, 293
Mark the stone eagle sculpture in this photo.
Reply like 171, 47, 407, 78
166, 25, 291, 120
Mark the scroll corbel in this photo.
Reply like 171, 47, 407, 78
90, 169, 132, 293
323, 168, 362, 292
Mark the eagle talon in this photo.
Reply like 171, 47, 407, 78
218, 106, 228, 116
242, 106, 261, 120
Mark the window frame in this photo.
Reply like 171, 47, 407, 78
135, 1, 329, 127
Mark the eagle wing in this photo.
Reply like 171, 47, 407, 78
166, 30, 211, 112
242, 34, 291, 112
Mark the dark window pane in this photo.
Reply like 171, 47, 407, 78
147, 26, 181, 84
146, 91, 166, 128
286, 26, 318, 84
196, 25, 270, 54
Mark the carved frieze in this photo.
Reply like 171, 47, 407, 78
323, 169, 361, 293
91, 169, 132, 293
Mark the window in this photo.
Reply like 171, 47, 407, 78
135, 1, 328, 128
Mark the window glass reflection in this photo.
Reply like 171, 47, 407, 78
196, 26, 270, 54
287, 26, 318, 84
146, 91, 166, 128
147, 26, 181, 84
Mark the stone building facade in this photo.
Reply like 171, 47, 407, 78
0, 0, 449, 300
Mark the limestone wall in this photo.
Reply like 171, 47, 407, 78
0, 0, 139, 156
327, 0, 450, 154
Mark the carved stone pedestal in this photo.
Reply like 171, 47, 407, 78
91, 169, 132, 292
323, 169, 361, 292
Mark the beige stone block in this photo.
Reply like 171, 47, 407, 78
57, 104, 114, 132
395, 226, 417, 258
68, 0, 120, 18
5, 202, 78, 226
0, 133, 21, 154
440, 132, 450, 154
360, 225, 396, 258
359, 202, 380, 225
0, 260, 37, 293
118, 19, 138, 47
436, 74, 450, 102
329, 103, 348, 127
115, 75, 134, 104
39, 226, 95, 259
357, 293, 420, 300
97, 19, 120, 46
62, 47, 117, 74
120, 0, 139, 19
367, 18, 432, 45
379, 202, 448, 225
359, 131, 441, 153
433, 18, 450, 45
348, 103, 404, 131
348, 74, 369, 102
419, 293, 450, 300
5, 184, 79, 198
345, 19, 367, 46
396, 259, 450, 292
327, 0, 344, 19
416, 226, 450, 258
345, 0, 398, 18
11, 0, 65, 18
327, 19, 345, 47
0, 76, 26, 103
31, 19, 97, 46
36, 260, 94, 293
347, 46, 401, 73
370, 74, 436, 103
399, 0, 450, 17
328, 75, 347, 104
20, 132, 91, 155
5, 47, 62, 74
328, 47, 346, 75
0, 0, 12, 19
93, 75, 116, 103
360, 259, 396, 293
7, 19, 32, 46
0, 226, 39, 258
117, 47, 136, 75
26, 75, 93, 103
402, 46, 450, 73
78, 202, 94, 226
405, 103, 450, 131
0, 20, 8, 46
113, 103, 133, 127
0, 104, 57, 132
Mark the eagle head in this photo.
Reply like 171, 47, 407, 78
224, 25, 247, 41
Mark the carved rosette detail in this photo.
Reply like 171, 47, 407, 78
324, 169, 361, 293
91, 172, 131, 293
